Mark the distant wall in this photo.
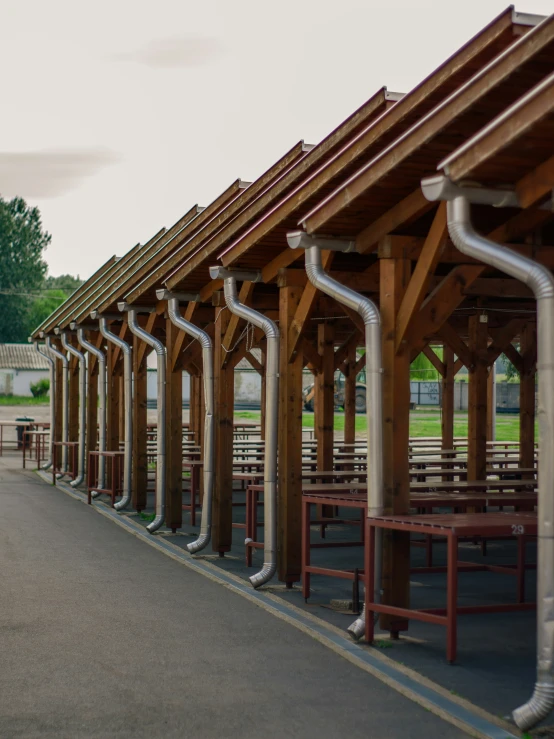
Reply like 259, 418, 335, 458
0, 369, 49, 396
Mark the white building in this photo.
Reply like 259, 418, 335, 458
0, 344, 49, 397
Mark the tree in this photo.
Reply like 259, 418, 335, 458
45, 274, 82, 293
26, 289, 68, 335
410, 348, 442, 380
0, 196, 50, 342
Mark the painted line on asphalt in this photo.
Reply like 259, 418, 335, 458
40, 472, 517, 739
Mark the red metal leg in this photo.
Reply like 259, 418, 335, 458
517, 535, 526, 603
446, 533, 458, 664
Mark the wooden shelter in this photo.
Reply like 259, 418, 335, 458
33, 7, 553, 638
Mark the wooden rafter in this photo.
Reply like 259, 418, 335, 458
356, 189, 432, 254
503, 343, 524, 374
395, 202, 447, 351
333, 332, 361, 371
435, 322, 472, 368
287, 251, 334, 362
486, 319, 525, 366
301, 338, 322, 374
422, 345, 446, 377
222, 281, 255, 367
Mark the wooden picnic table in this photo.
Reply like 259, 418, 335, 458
22, 429, 49, 469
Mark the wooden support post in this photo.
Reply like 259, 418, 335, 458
520, 322, 537, 474
166, 316, 183, 531
381, 254, 411, 635
316, 324, 335, 470
343, 344, 357, 446
106, 343, 121, 487
467, 314, 488, 481
441, 345, 454, 451
86, 355, 98, 462
54, 349, 63, 444
486, 367, 495, 442
68, 353, 79, 443
132, 333, 148, 511
212, 303, 234, 554
278, 285, 304, 584
106, 344, 120, 452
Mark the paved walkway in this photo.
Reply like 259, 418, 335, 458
0, 458, 468, 739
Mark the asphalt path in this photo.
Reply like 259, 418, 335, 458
0, 459, 468, 738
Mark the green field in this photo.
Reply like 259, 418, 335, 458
0, 395, 50, 406
234, 409, 536, 441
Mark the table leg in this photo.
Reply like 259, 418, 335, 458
517, 535, 526, 604
446, 533, 458, 664
365, 519, 376, 645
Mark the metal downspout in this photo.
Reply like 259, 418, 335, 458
46, 336, 69, 473
96, 315, 133, 511
157, 289, 214, 553
61, 332, 86, 487
122, 305, 166, 533
34, 340, 54, 469
436, 195, 554, 732
75, 326, 107, 491
287, 231, 384, 639
209, 266, 279, 588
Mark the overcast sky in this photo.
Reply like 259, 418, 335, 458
2, 0, 552, 279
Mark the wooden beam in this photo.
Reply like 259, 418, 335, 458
343, 344, 357, 445
278, 284, 304, 584
467, 314, 488, 481
212, 303, 234, 554
520, 322, 537, 474
165, 315, 183, 531
356, 188, 433, 254
441, 345, 454, 451
422, 345, 445, 377
435, 322, 472, 368
395, 203, 447, 351
132, 332, 148, 512
486, 319, 525, 366
222, 281, 255, 367
517, 153, 554, 210
316, 324, 335, 473
333, 332, 361, 371
408, 265, 484, 355
86, 351, 98, 470
137, 313, 158, 366
504, 343, 524, 374
380, 255, 411, 635
287, 252, 334, 362
301, 339, 322, 375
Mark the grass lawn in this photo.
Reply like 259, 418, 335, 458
0, 395, 50, 406
234, 408, 536, 441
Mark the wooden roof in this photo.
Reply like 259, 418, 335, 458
123, 141, 311, 307
207, 7, 538, 282
299, 13, 554, 243
437, 69, 554, 196
163, 86, 401, 295
32, 255, 118, 338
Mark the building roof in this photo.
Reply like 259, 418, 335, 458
0, 344, 49, 371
